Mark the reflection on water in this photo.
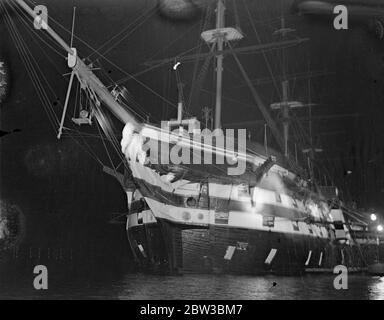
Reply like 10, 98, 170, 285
368, 276, 384, 300
1, 271, 384, 300
113, 274, 384, 300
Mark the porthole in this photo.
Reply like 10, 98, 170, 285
186, 197, 197, 207
182, 211, 191, 221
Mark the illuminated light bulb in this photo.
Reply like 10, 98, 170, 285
371, 214, 377, 222
377, 225, 383, 232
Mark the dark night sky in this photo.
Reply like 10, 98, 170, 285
1, 0, 384, 253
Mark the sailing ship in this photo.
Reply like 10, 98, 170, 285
3, 0, 382, 275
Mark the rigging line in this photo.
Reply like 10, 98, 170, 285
95, 119, 117, 172
49, 12, 184, 115
4, 37, 57, 134
292, 113, 313, 149
115, 160, 125, 170
9, 13, 61, 127
187, 44, 216, 112
67, 133, 105, 167
10, 1, 67, 58
62, 129, 118, 142
10, 39, 58, 132
229, 41, 304, 174
96, 52, 188, 114
144, 19, 204, 63
100, 72, 148, 122
241, 0, 282, 99
105, 123, 124, 159
24, 0, 110, 59
92, 104, 125, 161
342, 207, 368, 222
201, 88, 258, 110
186, 2, 213, 112
5, 5, 57, 118
9, 2, 108, 158
96, 61, 151, 122
95, 59, 117, 86
225, 64, 246, 83
73, 81, 79, 118
115, 41, 204, 89
67, 122, 108, 165
86, 4, 158, 61
232, 0, 241, 30
112, 62, 165, 86
123, 91, 150, 115
12, 3, 67, 80
23, 0, 188, 116
70, 6, 76, 48
3, 4, 58, 131
112, 43, 203, 88
120, 101, 147, 123
9, 1, 112, 170
90, 7, 158, 63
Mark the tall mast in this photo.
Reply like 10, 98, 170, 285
282, 80, 289, 157
271, 17, 304, 158
201, 0, 243, 130
280, 17, 290, 158
214, 0, 225, 129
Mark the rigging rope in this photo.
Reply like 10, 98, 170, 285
241, 0, 282, 99
186, 2, 213, 113
23, 0, 179, 115
86, 4, 158, 62
2, 2, 59, 133
187, 43, 216, 113
4, 1, 120, 169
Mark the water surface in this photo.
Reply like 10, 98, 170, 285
1, 271, 383, 300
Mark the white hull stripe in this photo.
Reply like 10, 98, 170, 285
139, 196, 329, 237
128, 160, 330, 222
131, 177, 308, 221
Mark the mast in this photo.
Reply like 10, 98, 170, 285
270, 18, 306, 158
308, 74, 314, 180
201, 0, 243, 131
214, 0, 225, 129
282, 79, 289, 157
280, 18, 290, 157
13, 0, 141, 130
173, 62, 183, 123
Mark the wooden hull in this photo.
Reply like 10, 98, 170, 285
127, 218, 365, 275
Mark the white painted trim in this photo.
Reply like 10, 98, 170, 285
265, 248, 278, 265
138, 244, 147, 258
224, 246, 236, 260
305, 250, 312, 266
143, 197, 329, 238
